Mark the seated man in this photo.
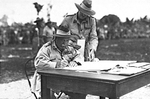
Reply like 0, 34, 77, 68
32, 26, 85, 99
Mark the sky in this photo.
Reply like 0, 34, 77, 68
0, 0, 150, 25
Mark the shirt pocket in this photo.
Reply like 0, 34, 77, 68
84, 24, 91, 30
83, 30, 91, 39
70, 24, 79, 34
84, 23, 91, 35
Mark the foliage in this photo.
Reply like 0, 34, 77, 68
0, 15, 9, 26
97, 15, 150, 40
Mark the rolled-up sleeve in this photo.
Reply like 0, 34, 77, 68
89, 18, 98, 51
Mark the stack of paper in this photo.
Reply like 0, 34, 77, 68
64, 60, 137, 71
107, 67, 146, 75
128, 62, 150, 69
64, 60, 150, 75
77, 39, 85, 56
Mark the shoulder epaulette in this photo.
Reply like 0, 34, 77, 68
44, 41, 53, 47
66, 14, 76, 17
89, 16, 95, 19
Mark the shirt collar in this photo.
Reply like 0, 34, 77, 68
73, 13, 89, 24
51, 42, 61, 53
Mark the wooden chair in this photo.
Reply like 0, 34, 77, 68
24, 57, 38, 99
24, 57, 64, 99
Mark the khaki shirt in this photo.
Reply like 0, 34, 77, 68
33, 42, 61, 93
43, 26, 55, 42
60, 13, 98, 60
33, 41, 84, 94
34, 42, 61, 70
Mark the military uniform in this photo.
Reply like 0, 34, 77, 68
32, 41, 84, 98
32, 42, 60, 98
42, 26, 55, 43
60, 13, 98, 61
34, 41, 61, 69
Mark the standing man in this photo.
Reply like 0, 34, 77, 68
59, 0, 98, 61
42, 21, 55, 43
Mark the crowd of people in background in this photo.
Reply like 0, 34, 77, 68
0, 14, 150, 46
0, 19, 57, 46
0, 23, 36, 45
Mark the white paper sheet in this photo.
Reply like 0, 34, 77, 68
77, 39, 85, 56
128, 62, 150, 68
64, 60, 137, 71
107, 67, 146, 75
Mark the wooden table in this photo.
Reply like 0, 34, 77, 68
38, 68, 150, 99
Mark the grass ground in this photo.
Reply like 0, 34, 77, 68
0, 38, 150, 99
96, 38, 150, 62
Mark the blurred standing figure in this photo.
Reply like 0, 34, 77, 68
59, 0, 98, 61
32, 18, 45, 55
3, 29, 9, 45
42, 21, 55, 43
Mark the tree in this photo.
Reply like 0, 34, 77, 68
33, 2, 43, 15
99, 14, 120, 26
0, 14, 9, 26
98, 14, 121, 39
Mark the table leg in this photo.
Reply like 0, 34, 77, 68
100, 96, 105, 99
41, 76, 50, 99
50, 89, 56, 99
99, 96, 119, 99
109, 96, 119, 99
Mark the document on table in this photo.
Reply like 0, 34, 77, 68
127, 62, 150, 69
77, 39, 85, 56
64, 60, 137, 71
64, 60, 150, 75
106, 67, 146, 76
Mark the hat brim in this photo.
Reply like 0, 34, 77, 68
72, 44, 81, 50
75, 3, 95, 16
45, 22, 51, 25
34, 18, 43, 23
53, 29, 72, 38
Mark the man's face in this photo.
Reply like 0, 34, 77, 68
62, 40, 76, 60
78, 11, 88, 19
47, 23, 52, 28
55, 37, 70, 52
66, 40, 75, 52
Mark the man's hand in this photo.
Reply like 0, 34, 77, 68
56, 59, 68, 68
88, 49, 95, 61
69, 61, 78, 67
